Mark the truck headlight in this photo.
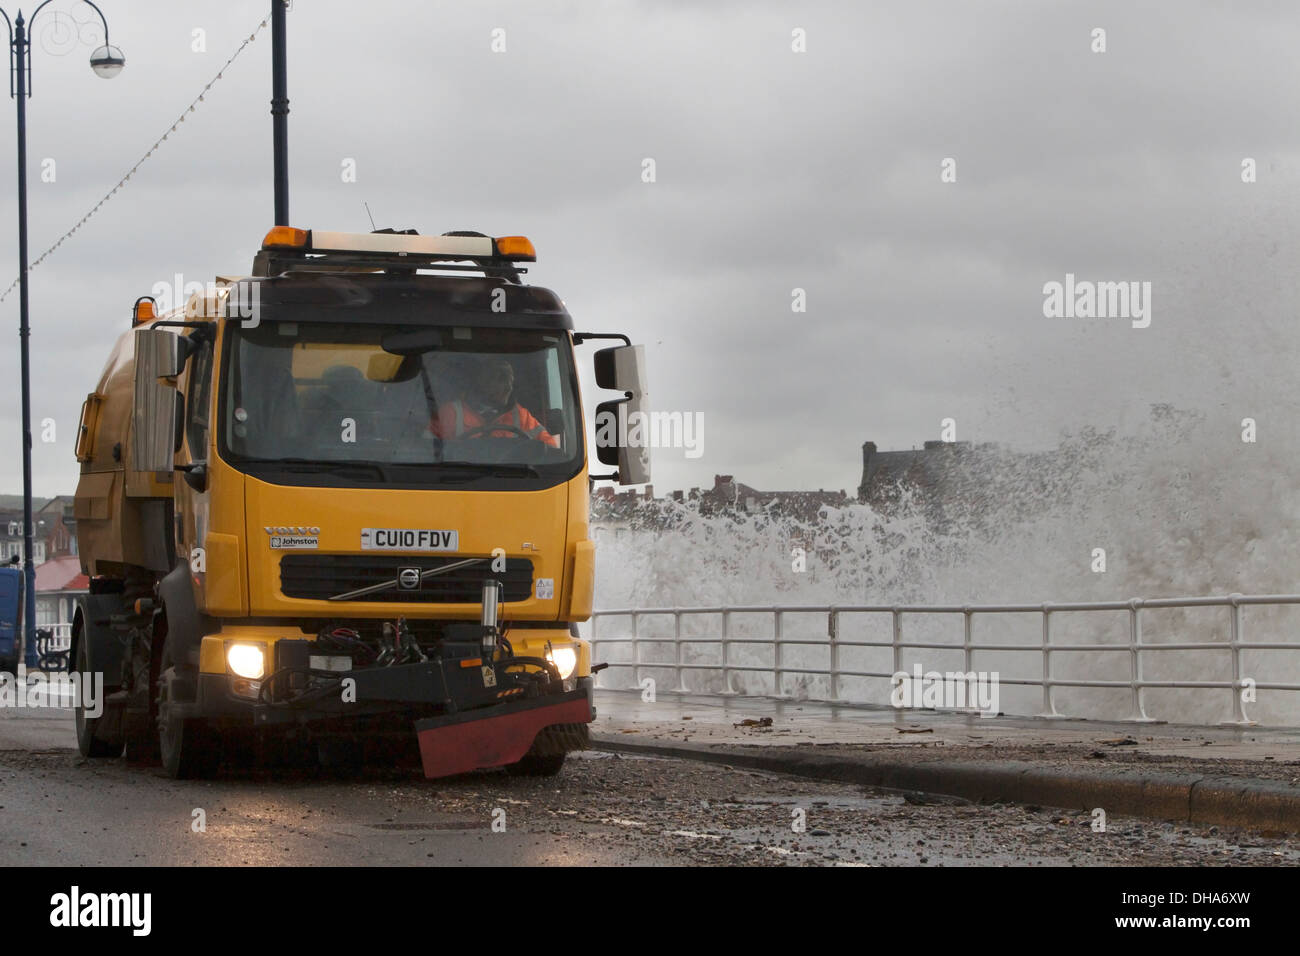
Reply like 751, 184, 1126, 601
226, 643, 266, 680
546, 645, 578, 680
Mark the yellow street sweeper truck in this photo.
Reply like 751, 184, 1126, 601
71, 225, 648, 778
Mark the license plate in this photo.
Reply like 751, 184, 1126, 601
360, 528, 458, 551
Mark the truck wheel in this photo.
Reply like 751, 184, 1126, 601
157, 647, 220, 780
74, 632, 123, 759
124, 720, 161, 764
505, 752, 566, 777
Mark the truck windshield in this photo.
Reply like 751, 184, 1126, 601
220, 322, 583, 487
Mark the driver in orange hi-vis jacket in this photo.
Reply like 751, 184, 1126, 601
431, 358, 559, 447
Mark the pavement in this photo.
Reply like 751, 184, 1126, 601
0, 705, 75, 749
590, 690, 1300, 833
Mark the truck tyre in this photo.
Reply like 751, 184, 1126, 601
505, 752, 566, 777
124, 719, 161, 764
74, 631, 124, 759
157, 644, 219, 779
124, 615, 162, 765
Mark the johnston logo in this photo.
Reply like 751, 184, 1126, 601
264, 525, 320, 550
49, 886, 151, 936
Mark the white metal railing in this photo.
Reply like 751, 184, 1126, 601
43, 623, 72, 651
589, 595, 1300, 725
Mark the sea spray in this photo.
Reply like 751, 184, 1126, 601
590, 412, 1300, 723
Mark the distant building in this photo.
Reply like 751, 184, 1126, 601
696, 475, 848, 522
860, 440, 971, 502
34, 555, 87, 630
858, 439, 1066, 529
591, 475, 850, 532
37, 496, 77, 559
0, 493, 79, 567
0, 511, 47, 565
591, 484, 657, 541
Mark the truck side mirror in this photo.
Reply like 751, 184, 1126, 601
132, 328, 181, 473
593, 344, 650, 486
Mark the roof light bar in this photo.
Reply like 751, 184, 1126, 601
313, 230, 495, 258
494, 236, 536, 261
259, 227, 536, 263
263, 226, 309, 249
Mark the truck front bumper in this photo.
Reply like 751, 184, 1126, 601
189, 669, 594, 778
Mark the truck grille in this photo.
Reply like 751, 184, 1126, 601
279, 555, 534, 603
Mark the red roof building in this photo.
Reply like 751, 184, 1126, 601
33, 555, 88, 632
34, 555, 89, 592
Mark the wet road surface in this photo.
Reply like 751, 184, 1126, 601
2, 739, 1296, 866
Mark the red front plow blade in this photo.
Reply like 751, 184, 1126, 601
413, 690, 593, 779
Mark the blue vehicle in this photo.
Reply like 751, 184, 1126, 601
0, 564, 22, 674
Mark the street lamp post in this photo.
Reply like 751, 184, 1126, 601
271, 0, 288, 226
1, 1, 122, 668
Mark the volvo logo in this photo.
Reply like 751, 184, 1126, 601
264, 525, 320, 535
397, 567, 422, 590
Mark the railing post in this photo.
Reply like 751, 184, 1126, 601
773, 609, 786, 698
828, 608, 840, 703
673, 609, 688, 693
631, 612, 641, 693
719, 609, 736, 695
1128, 599, 1153, 722
962, 608, 973, 678
590, 613, 601, 689
1224, 594, 1256, 726
1038, 603, 1061, 718
962, 607, 985, 717
892, 609, 903, 690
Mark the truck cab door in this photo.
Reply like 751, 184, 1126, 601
176, 335, 214, 580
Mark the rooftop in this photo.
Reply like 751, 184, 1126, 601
33, 556, 88, 593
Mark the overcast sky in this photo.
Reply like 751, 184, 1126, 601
2, 0, 1299, 500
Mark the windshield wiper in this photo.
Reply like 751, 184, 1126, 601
251, 458, 390, 481
430, 462, 541, 479
482, 464, 542, 478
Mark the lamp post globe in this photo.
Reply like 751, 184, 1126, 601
89, 44, 124, 78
